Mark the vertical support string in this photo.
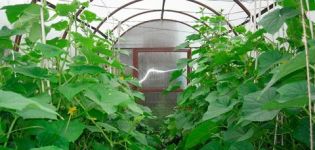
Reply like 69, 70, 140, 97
299, 0, 314, 149
100, 0, 114, 73
115, 21, 122, 75
40, 0, 51, 96
304, 0, 315, 113
273, 115, 279, 150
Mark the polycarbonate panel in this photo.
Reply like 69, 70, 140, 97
109, 11, 162, 37
138, 52, 187, 88
143, 92, 178, 126
119, 49, 133, 75
116, 21, 195, 48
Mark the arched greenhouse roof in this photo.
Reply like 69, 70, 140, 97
1, 0, 276, 40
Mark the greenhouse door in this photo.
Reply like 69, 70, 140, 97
132, 48, 191, 124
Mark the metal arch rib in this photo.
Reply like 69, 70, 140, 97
111, 9, 208, 32
161, 0, 166, 19
233, 0, 251, 17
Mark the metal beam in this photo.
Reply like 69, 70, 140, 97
240, 3, 276, 26
161, 0, 166, 19
233, 0, 251, 16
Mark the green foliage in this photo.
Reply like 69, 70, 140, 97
241, 88, 280, 121
160, 4, 315, 149
0, 0, 314, 149
55, 2, 79, 16
259, 7, 299, 34
51, 20, 69, 31
80, 10, 97, 22
35, 43, 65, 58
14, 66, 49, 79
184, 120, 218, 149
1, 4, 31, 23
0, 1, 154, 149
0, 90, 58, 119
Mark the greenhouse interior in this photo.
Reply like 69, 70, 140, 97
0, 0, 315, 149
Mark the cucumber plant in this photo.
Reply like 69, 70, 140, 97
161, 0, 315, 149
0, 1, 156, 149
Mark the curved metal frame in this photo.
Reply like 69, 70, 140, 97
233, 0, 251, 17
111, 9, 207, 32
114, 19, 199, 45
93, 0, 248, 35
161, 0, 166, 19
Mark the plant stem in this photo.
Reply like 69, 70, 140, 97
10, 126, 43, 133
273, 115, 279, 150
4, 116, 18, 147
299, 0, 314, 149
74, 97, 114, 147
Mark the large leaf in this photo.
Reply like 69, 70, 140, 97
51, 20, 69, 31
14, 66, 48, 79
293, 118, 315, 148
131, 131, 148, 145
258, 50, 289, 76
169, 69, 183, 82
96, 122, 118, 133
69, 65, 105, 75
177, 86, 196, 105
18, 94, 57, 119
34, 119, 85, 145
13, 4, 49, 30
72, 32, 94, 50
0, 90, 58, 119
262, 48, 315, 93
55, 2, 78, 16
58, 82, 94, 101
0, 38, 13, 51
85, 85, 132, 114
80, 49, 109, 65
184, 120, 218, 149
28, 22, 42, 42
47, 38, 69, 49
31, 146, 63, 150
262, 81, 315, 109
241, 88, 279, 121
1, 4, 31, 23
80, 10, 97, 22
200, 141, 223, 150
35, 43, 65, 58
202, 95, 239, 120
259, 7, 299, 34
0, 26, 23, 37
229, 141, 254, 150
